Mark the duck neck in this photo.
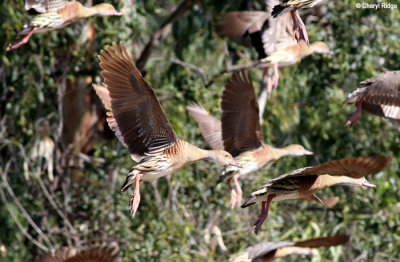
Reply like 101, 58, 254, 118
184, 143, 210, 163
269, 146, 291, 161
79, 5, 100, 18
316, 175, 361, 190
300, 45, 315, 58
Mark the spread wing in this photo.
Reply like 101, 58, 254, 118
357, 71, 400, 119
262, 0, 295, 54
222, 71, 263, 157
246, 241, 294, 259
35, 247, 77, 262
95, 42, 178, 162
216, 11, 269, 40
271, 155, 392, 183
25, 0, 73, 13
186, 102, 224, 150
295, 235, 350, 248
63, 248, 117, 262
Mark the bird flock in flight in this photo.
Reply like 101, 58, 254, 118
7, 0, 400, 261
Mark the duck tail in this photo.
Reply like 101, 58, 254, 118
271, 4, 287, 18
121, 168, 139, 192
241, 195, 257, 208
216, 169, 236, 184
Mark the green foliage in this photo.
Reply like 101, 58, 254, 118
0, 0, 399, 261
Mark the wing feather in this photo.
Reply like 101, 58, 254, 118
222, 71, 263, 157
95, 42, 177, 161
186, 102, 224, 150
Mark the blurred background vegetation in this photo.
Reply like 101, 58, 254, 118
1, 0, 399, 261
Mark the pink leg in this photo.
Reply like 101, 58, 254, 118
254, 194, 275, 234
233, 174, 242, 208
129, 173, 143, 218
227, 177, 237, 209
290, 10, 301, 44
294, 10, 309, 46
345, 100, 363, 127
7, 27, 39, 51
266, 68, 273, 97
272, 63, 279, 89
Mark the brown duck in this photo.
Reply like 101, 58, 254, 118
216, 4, 331, 95
345, 70, 400, 127
271, 0, 323, 46
93, 42, 241, 217
187, 71, 312, 209
229, 234, 349, 262
7, 0, 122, 51
241, 155, 392, 234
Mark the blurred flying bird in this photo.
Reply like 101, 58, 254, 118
229, 234, 349, 262
187, 71, 313, 209
93, 42, 241, 218
272, 0, 323, 46
241, 155, 392, 234
345, 70, 400, 127
7, 0, 122, 51
216, 1, 331, 96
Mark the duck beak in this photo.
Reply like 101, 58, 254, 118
303, 150, 314, 155
229, 160, 242, 168
114, 11, 123, 16
362, 180, 376, 188
326, 50, 334, 55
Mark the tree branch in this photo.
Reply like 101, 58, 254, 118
136, 0, 199, 72
0, 161, 54, 250
205, 60, 270, 87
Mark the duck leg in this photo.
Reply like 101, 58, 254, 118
290, 10, 301, 44
290, 10, 309, 46
232, 173, 242, 208
7, 27, 39, 51
227, 177, 237, 209
254, 194, 275, 234
310, 194, 339, 208
272, 63, 279, 89
129, 173, 143, 218
294, 10, 309, 46
345, 100, 363, 127
266, 68, 273, 96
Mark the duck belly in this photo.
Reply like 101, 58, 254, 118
135, 159, 175, 182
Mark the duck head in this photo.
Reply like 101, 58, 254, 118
92, 3, 123, 16
283, 144, 313, 156
209, 150, 242, 167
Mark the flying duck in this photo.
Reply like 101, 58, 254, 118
187, 71, 312, 209
93, 42, 241, 217
241, 155, 391, 234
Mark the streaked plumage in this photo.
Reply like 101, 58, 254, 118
229, 235, 349, 262
215, 2, 331, 95
272, 0, 323, 45
94, 42, 240, 217
35, 247, 117, 262
187, 71, 312, 208
345, 71, 400, 127
216, 0, 293, 59
7, 0, 122, 51
242, 155, 392, 234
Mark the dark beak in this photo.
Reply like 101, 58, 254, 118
229, 160, 242, 168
